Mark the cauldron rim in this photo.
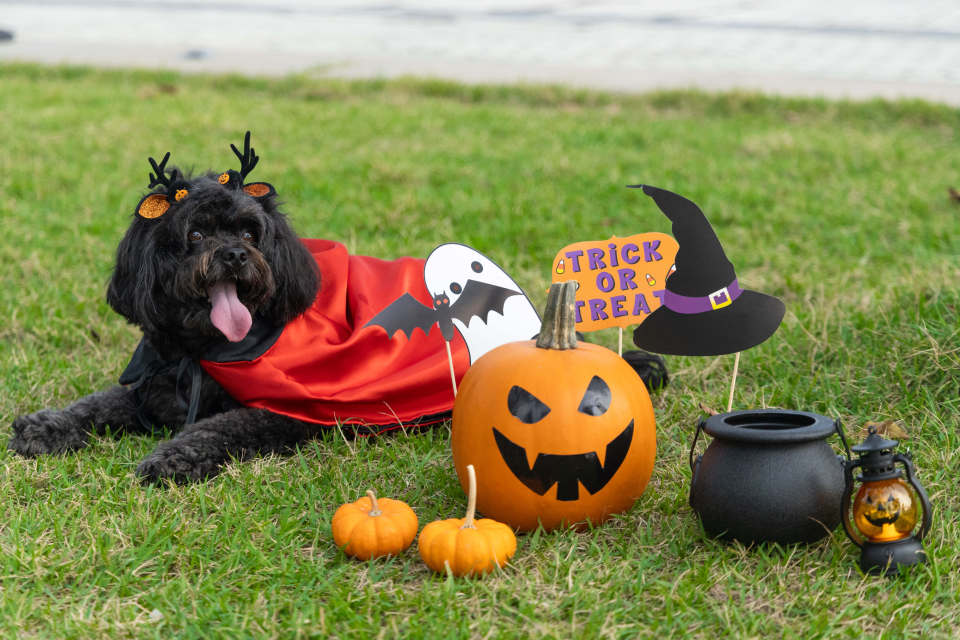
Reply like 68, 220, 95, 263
702, 409, 837, 444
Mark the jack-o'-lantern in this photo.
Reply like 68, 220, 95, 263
841, 425, 932, 575
452, 281, 657, 531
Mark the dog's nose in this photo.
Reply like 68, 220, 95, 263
221, 247, 248, 269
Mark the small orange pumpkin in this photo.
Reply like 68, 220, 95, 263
418, 465, 517, 576
331, 489, 418, 560
452, 281, 657, 531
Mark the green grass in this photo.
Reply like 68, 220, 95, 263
1, 62, 958, 639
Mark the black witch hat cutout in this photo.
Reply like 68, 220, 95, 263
216, 131, 276, 199
630, 185, 785, 356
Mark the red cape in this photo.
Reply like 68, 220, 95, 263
199, 239, 470, 432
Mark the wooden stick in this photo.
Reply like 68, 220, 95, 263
445, 340, 458, 397
618, 327, 623, 357
726, 351, 741, 413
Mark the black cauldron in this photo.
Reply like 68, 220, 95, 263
689, 409, 849, 544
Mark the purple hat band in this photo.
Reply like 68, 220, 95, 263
662, 279, 743, 315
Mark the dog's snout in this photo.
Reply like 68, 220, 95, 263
221, 247, 248, 269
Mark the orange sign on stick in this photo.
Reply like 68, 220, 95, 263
551, 233, 679, 333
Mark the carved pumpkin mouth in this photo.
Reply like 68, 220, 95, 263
492, 420, 634, 501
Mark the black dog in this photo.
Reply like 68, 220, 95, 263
9, 134, 324, 484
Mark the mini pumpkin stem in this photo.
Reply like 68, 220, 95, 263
366, 489, 383, 517
461, 464, 478, 529
536, 281, 577, 350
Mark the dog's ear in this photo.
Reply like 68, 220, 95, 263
259, 218, 319, 325
107, 220, 175, 334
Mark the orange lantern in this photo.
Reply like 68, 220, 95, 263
842, 426, 932, 575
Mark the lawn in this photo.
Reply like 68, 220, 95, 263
0, 63, 958, 639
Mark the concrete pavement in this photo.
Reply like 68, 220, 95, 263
2, 1, 959, 104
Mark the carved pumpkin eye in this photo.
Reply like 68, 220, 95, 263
507, 385, 550, 424
577, 376, 611, 416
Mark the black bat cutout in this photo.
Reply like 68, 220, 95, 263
365, 279, 520, 342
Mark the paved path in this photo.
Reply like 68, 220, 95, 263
2, 1, 960, 104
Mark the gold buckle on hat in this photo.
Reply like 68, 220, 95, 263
709, 286, 732, 310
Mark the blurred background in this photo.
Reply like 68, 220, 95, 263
2, 0, 959, 104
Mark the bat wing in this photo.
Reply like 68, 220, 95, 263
364, 293, 439, 339
449, 279, 521, 326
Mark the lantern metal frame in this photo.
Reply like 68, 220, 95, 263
841, 427, 932, 576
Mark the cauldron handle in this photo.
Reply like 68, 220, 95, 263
688, 418, 706, 508
689, 418, 706, 472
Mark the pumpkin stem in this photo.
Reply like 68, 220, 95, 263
536, 282, 577, 350
461, 464, 478, 529
366, 489, 383, 517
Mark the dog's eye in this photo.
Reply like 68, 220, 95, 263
189, 231, 203, 242
240, 231, 256, 244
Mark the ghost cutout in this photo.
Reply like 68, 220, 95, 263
423, 244, 541, 363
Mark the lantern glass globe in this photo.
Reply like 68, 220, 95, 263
852, 477, 917, 542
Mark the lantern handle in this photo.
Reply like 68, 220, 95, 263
834, 418, 852, 462
840, 457, 865, 548
896, 452, 932, 542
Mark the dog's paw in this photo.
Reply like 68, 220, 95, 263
136, 441, 221, 485
8, 410, 90, 457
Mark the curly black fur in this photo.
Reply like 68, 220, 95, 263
9, 155, 323, 485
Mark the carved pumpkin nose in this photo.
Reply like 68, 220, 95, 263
220, 247, 248, 269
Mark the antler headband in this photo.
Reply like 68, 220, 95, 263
135, 132, 275, 220
217, 131, 275, 198
135, 151, 190, 219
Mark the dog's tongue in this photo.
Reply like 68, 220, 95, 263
208, 281, 252, 343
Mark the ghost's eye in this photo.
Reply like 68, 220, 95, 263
450, 282, 462, 294
577, 376, 611, 416
507, 385, 550, 424
471, 261, 483, 273
189, 230, 203, 243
